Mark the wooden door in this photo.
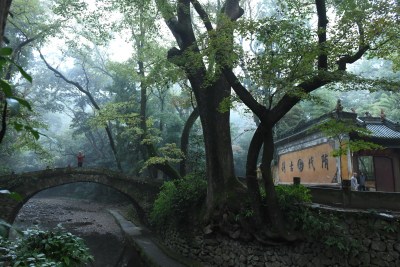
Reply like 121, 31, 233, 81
374, 157, 395, 192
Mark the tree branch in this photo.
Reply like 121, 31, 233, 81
222, 68, 268, 120
223, 0, 244, 21
39, 51, 101, 110
270, 74, 333, 124
337, 18, 369, 70
0, 101, 7, 144
315, 0, 328, 70
337, 45, 369, 71
191, 0, 213, 31
0, 0, 12, 42
180, 107, 199, 177
4, 36, 36, 80
155, 0, 185, 47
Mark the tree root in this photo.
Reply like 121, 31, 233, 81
203, 206, 301, 245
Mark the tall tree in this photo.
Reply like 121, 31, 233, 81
154, 0, 246, 221
219, 0, 399, 239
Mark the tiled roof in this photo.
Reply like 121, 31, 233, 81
276, 112, 400, 145
357, 116, 400, 140
364, 122, 400, 139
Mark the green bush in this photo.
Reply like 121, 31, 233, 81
275, 184, 312, 208
268, 185, 356, 253
0, 227, 93, 266
150, 174, 207, 229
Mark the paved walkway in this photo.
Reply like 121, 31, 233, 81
109, 210, 187, 267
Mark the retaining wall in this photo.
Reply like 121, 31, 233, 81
161, 209, 400, 267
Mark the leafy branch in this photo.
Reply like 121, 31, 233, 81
0, 47, 36, 144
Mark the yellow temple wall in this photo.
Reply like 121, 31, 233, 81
277, 143, 343, 184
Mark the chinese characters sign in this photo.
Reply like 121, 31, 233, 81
278, 143, 338, 183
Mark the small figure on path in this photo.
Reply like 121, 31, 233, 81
359, 172, 366, 191
350, 172, 359, 191
77, 151, 85, 167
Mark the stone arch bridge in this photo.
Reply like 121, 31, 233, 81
0, 168, 162, 224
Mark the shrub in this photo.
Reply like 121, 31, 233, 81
0, 227, 93, 266
275, 184, 312, 208
150, 174, 207, 229
269, 185, 357, 253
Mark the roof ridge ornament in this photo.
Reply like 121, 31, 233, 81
380, 109, 386, 122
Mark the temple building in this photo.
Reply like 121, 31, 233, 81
274, 111, 400, 192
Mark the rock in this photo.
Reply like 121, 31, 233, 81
223, 254, 230, 261
214, 255, 223, 265
371, 255, 390, 267
230, 230, 241, 239
239, 254, 246, 262
359, 252, 371, 266
371, 241, 387, 252
348, 255, 361, 266
298, 255, 310, 266
394, 242, 400, 252
203, 225, 213, 235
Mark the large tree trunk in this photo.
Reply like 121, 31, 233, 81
196, 76, 243, 215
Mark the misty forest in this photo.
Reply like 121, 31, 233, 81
0, 0, 400, 266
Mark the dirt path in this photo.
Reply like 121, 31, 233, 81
13, 196, 142, 267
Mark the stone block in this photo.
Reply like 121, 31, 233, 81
394, 242, 400, 253
359, 252, 371, 265
371, 255, 390, 267
348, 255, 361, 266
371, 241, 387, 252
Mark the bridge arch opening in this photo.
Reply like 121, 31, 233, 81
12, 181, 147, 226
11, 182, 146, 267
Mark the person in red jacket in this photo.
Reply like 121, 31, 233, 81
77, 151, 85, 167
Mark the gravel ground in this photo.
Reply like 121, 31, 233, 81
12, 196, 139, 267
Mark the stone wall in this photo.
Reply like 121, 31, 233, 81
162, 209, 400, 267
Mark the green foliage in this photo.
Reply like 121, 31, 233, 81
0, 227, 93, 266
217, 96, 233, 113
142, 143, 184, 171
0, 47, 33, 107
150, 174, 207, 229
315, 118, 382, 157
382, 222, 396, 233
0, 189, 23, 202
0, 46, 39, 144
275, 184, 312, 208
90, 101, 139, 127
268, 185, 357, 253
